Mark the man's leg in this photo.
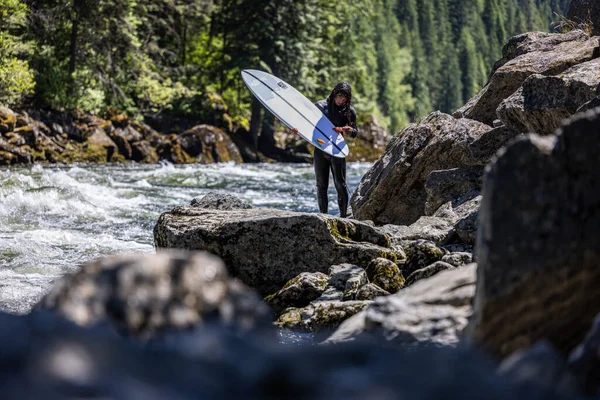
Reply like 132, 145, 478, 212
331, 157, 349, 218
313, 149, 330, 213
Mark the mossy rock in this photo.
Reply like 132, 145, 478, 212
355, 283, 390, 301
403, 240, 446, 276
264, 272, 328, 315
275, 301, 370, 332
365, 258, 404, 294
0, 107, 17, 133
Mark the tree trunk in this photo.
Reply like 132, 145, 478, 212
249, 97, 263, 151
67, 0, 80, 97
257, 61, 280, 153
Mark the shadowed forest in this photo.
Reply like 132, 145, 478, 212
2, 0, 570, 143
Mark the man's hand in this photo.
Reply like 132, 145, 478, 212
334, 126, 354, 135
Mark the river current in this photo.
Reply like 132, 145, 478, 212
0, 162, 372, 315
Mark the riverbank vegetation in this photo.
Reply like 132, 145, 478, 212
2, 0, 569, 152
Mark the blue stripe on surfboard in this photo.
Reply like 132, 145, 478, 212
242, 70, 346, 156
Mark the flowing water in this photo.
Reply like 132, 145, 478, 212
0, 162, 372, 316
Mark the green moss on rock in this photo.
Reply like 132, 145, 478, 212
366, 258, 405, 293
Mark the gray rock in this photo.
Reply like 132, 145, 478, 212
264, 272, 328, 314
325, 264, 477, 347
405, 261, 456, 286
454, 208, 479, 245
424, 167, 484, 215
492, 30, 590, 73
36, 251, 271, 337
154, 207, 403, 296
365, 258, 404, 294
498, 58, 600, 135
190, 191, 253, 210
351, 112, 491, 225
355, 283, 390, 301
466, 108, 600, 358
379, 216, 456, 247
442, 252, 473, 267
466, 125, 521, 166
313, 287, 344, 303
327, 263, 367, 291
455, 31, 599, 126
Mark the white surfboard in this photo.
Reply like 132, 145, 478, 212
241, 69, 349, 158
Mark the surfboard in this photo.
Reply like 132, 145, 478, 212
241, 69, 349, 158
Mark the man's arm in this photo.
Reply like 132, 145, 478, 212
349, 107, 358, 139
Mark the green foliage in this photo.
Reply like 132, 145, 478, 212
13, 0, 570, 138
0, 0, 35, 106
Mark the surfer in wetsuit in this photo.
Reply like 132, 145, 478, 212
313, 82, 358, 218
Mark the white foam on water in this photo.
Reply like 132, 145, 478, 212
0, 162, 372, 313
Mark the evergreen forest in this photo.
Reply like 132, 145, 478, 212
1, 0, 571, 147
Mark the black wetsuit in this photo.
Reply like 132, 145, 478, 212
314, 98, 358, 218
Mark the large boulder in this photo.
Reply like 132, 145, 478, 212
36, 251, 271, 338
325, 264, 477, 347
178, 124, 242, 163
498, 57, 600, 135
424, 166, 484, 215
466, 108, 600, 358
455, 31, 599, 126
568, 0, 600, 36
154, 206, 404, 296
351, 112, 491, 226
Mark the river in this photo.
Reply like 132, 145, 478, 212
0, 162, 372, 316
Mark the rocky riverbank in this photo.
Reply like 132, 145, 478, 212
4, 12, 600, 398
0, 107, 391, 165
